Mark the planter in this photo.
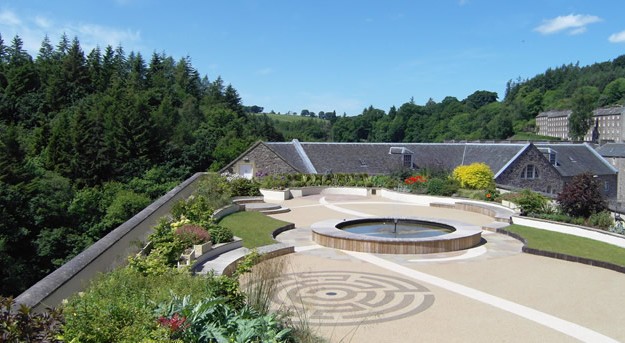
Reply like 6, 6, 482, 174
193, 241, 213, 256
260, 188, 292, 201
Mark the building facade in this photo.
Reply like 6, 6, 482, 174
222, 140, 618, 200
536, 106, 625, 142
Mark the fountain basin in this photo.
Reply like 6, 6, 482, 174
312, 217, 482, 254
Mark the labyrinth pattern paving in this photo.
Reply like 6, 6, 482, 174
270, 271, 434, 326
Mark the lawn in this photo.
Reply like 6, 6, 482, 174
504, 224, 625, 267
218, 211, 292, 248
508, 132, 560, 141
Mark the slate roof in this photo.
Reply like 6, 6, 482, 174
596, 143, 625, 158
264, 142, 308, 172
259, 141, 616, 177
536, 109, 571, 118
593, 106, 625, 116
534, 143, 616, 176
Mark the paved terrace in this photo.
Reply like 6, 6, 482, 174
263, 193, 625, 343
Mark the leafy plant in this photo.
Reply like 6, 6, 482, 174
155, 295, 292, 342
175, 224, 211, 246
557, 173, 607, 218
588, 211, 614, 230
62, 268, 221, 342
426, 177, 459, 196
452, 163, 495, 190
206, 222, 234, 244
0, 296, 64, 342
514, 189, 548, 215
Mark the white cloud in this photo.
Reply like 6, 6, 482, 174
609, 30, 625, 43
34, 15, 52, 29
0, 9, 21, 26
0, 8, 142, 55
71, 23, 141, 49
534, 14, 601, 35
458, 0, 468, 6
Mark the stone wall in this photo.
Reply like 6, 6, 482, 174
226, 143, 299, 176
496, 146, 563, 195
15, 172, 207, 311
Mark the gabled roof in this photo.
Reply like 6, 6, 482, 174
596, 143, 625, 158
534, 143, 617, 176
262, 141, 528, 175
239, 140, 615, 177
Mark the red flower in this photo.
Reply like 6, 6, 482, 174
404, 175, 427, 185
158, 313, 189, 333
486, 193, 491, 198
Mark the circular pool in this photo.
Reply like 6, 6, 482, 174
312, 217, 482, 254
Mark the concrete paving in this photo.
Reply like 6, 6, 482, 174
263, 193, 625, 342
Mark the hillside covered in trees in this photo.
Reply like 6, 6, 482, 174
269, 54, 625, 142
0, 33, 282, 296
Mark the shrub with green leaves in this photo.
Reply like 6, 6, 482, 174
206, 222, 234, 244
174, 225, 211, 247
228, 176, 260, 196
452, 163, 495, 190
171, 195, 215, 228
0, 296, 64, 342
426, 177, 459, 196
154, 295, 291, 343
588, 211, 614, 230
62, 268, 224, 343
514, 189, 548, 216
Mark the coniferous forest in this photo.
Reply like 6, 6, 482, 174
2, 30, 625, 297
0, 33, 282, 296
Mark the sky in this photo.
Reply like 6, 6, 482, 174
0, 1, 624, 115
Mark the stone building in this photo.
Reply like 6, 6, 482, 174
597, 143, 625, 206
536, 106, 625, 142
222, 140, 617, 199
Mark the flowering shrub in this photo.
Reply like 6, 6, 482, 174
452, 163, 495, 190
174, 225, 211, 246
158, 313, 189, 338
404, 175, 427, 185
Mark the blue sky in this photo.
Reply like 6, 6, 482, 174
1, 1, 625, 115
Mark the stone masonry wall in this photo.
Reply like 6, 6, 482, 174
226, 144, 299, 176
496, 146, 563, 195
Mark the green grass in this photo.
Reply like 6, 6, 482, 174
218, 211, 292, 248
505, 224, 625, 267
508, 132, 561, 141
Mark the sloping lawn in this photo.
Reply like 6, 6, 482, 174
505, 224, 625, 267
218, 211, 292, 248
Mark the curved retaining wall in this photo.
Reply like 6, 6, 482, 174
15, 172, 208, 311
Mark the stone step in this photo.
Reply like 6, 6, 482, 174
193, 247, 249, 275
232, 196, 265, 205
260, 207, 291, 215
244, 202, 282, 212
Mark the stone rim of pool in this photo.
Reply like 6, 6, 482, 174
311, 217, 483, 254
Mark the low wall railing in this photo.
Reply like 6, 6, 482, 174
15, 172, 208, 311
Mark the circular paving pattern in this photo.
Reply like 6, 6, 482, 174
269, 271, 434, 326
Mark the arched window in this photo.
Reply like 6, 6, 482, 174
521, 164, 538, 179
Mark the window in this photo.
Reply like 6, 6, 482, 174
605, 181, 610, 193
521, 164, 538, 179
403, 154, 413, 168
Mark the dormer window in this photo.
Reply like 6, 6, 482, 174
521, 164, 538, 179
403, 154, 413, 168
389, 146, 414, 169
